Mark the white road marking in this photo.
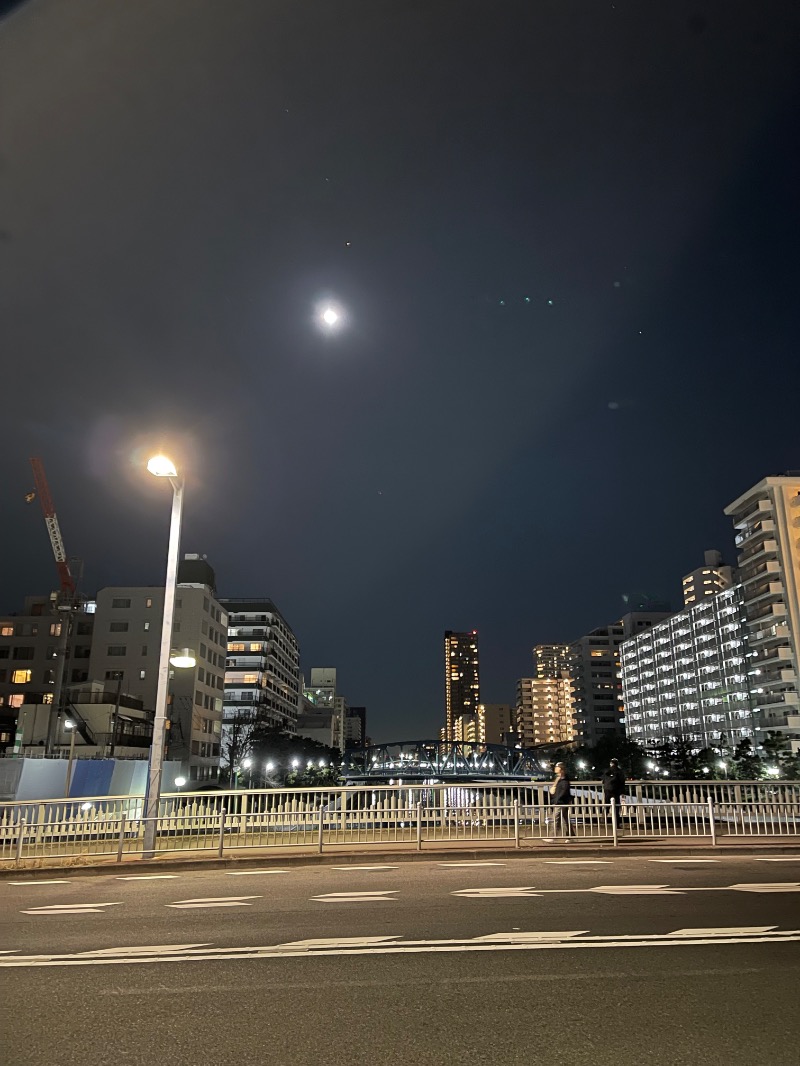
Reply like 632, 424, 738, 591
329, 866, 399, 871
438, 862, 507, 868
589, 885, 684, 895
544, 860, 612, 865
167, 896, 261, 909
225, 869, 289, 876
474, 931, 587, 942
755, 858, 800, 862
648, 859, 719, 864
8, 880, 73, 886
274, 936, 402, 950
730, 883, 800, 893
117, 875, 179, 880
4, 928, 800, 968
310, 891, 398, 903
451, 887, 540, 898
77, 944, 211, 957
21, 902, 123, 915
671, 927, 777, 937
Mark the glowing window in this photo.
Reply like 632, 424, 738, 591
11, 669, 31, 684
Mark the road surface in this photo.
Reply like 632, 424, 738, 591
2, 853, 799, 1065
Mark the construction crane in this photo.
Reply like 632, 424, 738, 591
28, 456, 77, 602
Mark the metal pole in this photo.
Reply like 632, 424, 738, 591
708, 796, 716, 847
15, 817, 26, 865
513, 798, 520, 848
416, 801, 422, 851
318, 806, 324, 853
218, 808, 226, 858
116, 813, 127, 863
611, 801, 618, 847
143, 477, 184, 858
64, 727, 76, 797
109, 673, 123, 758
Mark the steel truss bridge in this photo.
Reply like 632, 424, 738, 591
345, 740, 547, 782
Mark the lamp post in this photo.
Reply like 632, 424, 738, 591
143, 454, 184, 858
64, 719, 76, 797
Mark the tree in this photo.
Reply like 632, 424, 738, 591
731, 738, 763, 780
247, 724, 341, 787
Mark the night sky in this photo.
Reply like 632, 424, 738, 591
1, 1, 799, 742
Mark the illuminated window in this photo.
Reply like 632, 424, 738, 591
590, 650, 604, 658
249, 643, 262, 652
228, 643, 245, 653
42, 693, 53, 705
11, 669, 31, 684
8, 694, 23, 708
49, 623, 62, 637
1, 626, 13, 637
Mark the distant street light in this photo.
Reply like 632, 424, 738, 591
169, 648, 197, 668
174, 776, 187, 790
143, 453, 184, 858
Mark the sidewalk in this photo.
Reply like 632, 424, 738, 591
2, 836, 799, 879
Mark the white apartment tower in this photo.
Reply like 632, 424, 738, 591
724, 475, 800, 751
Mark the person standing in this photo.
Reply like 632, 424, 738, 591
601, 758, 627, 823
549, 761, 573, 838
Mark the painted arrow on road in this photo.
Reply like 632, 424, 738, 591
451, 887, 541, 898
20, 903, 123, 915
589, 885, 684, 895
310, 891, 398, 903
167, 896, 261, 909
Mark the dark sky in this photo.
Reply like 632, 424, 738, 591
1, 1, 799, 742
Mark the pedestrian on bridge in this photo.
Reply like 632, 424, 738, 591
549, 762, 573, 838
601, 758, 627, 823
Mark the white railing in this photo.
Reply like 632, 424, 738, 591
1, 783, 798, 867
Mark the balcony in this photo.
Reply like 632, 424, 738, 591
735, 519, 775, 548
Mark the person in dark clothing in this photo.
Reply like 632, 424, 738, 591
601, 758, 627, 823
549, 762, 573, 837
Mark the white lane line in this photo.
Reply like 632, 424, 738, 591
310, 891, 398, 903
671, 926, 777, 937
117, 875, 179, 880
274, 936, 403, 950
544, 861, 612, 865
755, 858, 800, 862
225, 870, 290, 876
438, 862, 507, 868
21, 903, 123, 915
8, 880, 73, 886
730, 883, 800, 893
475, 931, 588, 942
452, 887, 541, 898
589, 885, 684, 895
329, 866, 400, 871
167, 896, 261, 909
5, 928, 800, 967
648, 859, 719, 864
78, 944, 211, 957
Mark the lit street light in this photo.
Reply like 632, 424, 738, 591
143, 453, 184, 858
174, 775, 187, 790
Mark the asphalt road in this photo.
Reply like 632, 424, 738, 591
3, 854, 800, 1066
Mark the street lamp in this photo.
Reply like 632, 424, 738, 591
64, 719, 76, 797
143, 454, 184, 858
174, 775, 187, 790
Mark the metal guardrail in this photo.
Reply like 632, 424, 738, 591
1, 788, 798, 867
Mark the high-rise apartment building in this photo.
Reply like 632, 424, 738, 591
569, 612, 672, 746
88, 556, 228, 782
621, 585, 753, 750
724, 475, 800, 750
516, 644, 575, 747
476, 703, 515, 745
221, 598, 301, 769
444, 630, 480, 741
682, 549, 734, 608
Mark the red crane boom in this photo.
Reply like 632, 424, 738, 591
29, 457, 76, 599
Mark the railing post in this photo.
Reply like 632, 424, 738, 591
708, 796, 716, 847
217, 808, 226, 859
318, 806, 324, 854
513, 799, 520, 849
15, 816, 26, 865
116, 813, 127, 863
611, 801, 618, 847
416, 802, 422, 851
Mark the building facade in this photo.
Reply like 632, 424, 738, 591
724, 475, 800, 751
620, 585, 754, 750
221, 598, 301, 769
516, 645, 575, 747
569, 611, 672, 747
681, 549, 734, 608
444, 630, 480, 741
88, 558, 228, 782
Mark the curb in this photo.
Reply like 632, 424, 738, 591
2, 840, 799, 880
